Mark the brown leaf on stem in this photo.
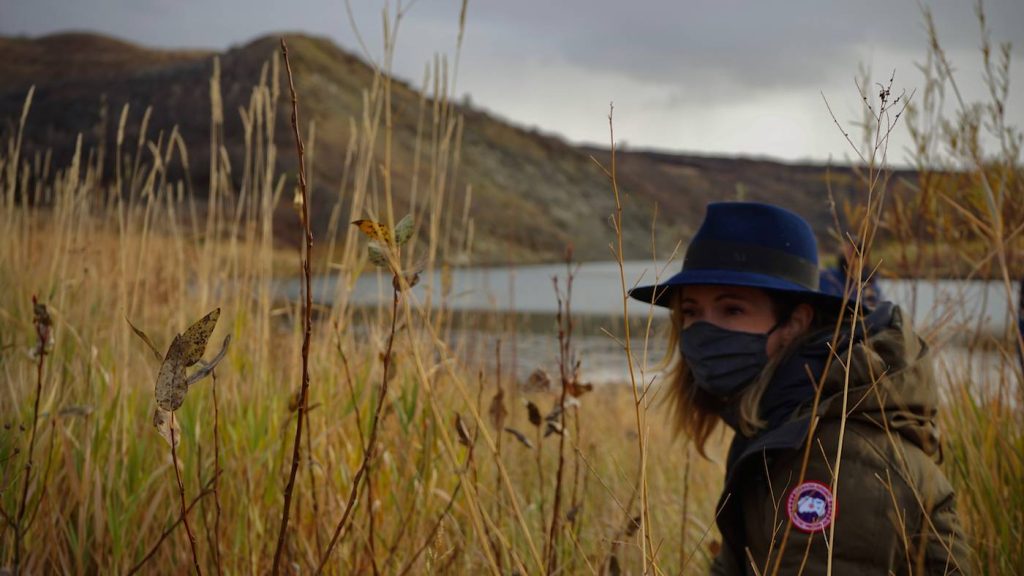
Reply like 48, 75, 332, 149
288, 390, 302, 413
566, 504, 582, 524
352, 219, 393, 244
624, 514, 643, 537
32, 299, 52, 328
488, 387, 507, 430
154, 309, 222, 412
155, 335, 188, 412
566, 381, 594, 398
526, 401, 542, 427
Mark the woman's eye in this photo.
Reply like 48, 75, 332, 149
725, 306, 745, 316
680, 308, 697, 318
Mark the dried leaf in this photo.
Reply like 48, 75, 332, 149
126, 316, 163, 362
488, 387, 507, 429
155, 310, 223, 411
186, 334, 231, 388
179, 308, 220, 367
624, 514, 643, 537
352, 219, 392, 244
393, 214, 414, 246
567, 504, 582, 524
393, 269, 422, 292
545, 405, 563, 423
525, 368, 551, 392
454, 413, 472, 447
544, 420, 563, 438
608, 555, 622, 576
155, 334, 188, 411
153, 407, 180, 448
567, 381, 594, 398
503, 427, 533, 449
33, 300, 52, 328
526, 401, 542, 427
288, 389, 302, 413
367, 242, 390, 268
57, 405, 94, 418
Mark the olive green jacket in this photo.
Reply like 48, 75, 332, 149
710, 305, 973, 575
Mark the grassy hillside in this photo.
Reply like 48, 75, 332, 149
0, 32, 919, 266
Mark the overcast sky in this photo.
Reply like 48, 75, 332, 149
2, 0, 1022, 164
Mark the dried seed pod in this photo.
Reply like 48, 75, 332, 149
454, 413, 472, 447
503, 427, 533, 449
544, 420, 563, 438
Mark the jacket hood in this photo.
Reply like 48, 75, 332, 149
809, 302, 941, 458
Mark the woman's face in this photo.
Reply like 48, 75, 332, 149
678, 284, 795, 358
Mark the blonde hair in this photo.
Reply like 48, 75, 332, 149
663, 289, 831, 456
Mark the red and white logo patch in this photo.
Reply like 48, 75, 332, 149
786, 481, 835, 533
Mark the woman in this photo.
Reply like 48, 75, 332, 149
629, 203, 972, 575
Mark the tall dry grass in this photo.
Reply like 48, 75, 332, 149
0, 1, 1021, 575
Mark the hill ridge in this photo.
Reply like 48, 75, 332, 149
0, 31, 904, 264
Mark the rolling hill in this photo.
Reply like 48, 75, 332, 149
0, 32, 912, 265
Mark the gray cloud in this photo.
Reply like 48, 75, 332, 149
1, 0, 1021, 161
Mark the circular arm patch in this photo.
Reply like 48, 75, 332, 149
786, 481, 835, 533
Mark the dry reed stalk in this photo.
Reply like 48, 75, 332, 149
211, 370, 223, 575
603, 105, 658, 569
170, 414, 203, 575
270, 37, 315, 576
545, 249, 578, 573
12, 297, 51, 573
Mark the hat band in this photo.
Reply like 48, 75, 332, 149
683, 239, 819, 290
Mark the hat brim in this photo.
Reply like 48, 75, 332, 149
628, 268, 847, 311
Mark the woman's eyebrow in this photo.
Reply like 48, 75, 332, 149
679, 297, 698, 305
714, 293, 749, 302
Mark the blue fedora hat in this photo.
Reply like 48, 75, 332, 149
629, 202, 844, 308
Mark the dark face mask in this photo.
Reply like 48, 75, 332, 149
680, 321, 782, 398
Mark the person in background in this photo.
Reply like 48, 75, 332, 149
819, 234, 884, 310
629, 202, 972, 575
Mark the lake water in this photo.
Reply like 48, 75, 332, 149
280, 261, 1021, 387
